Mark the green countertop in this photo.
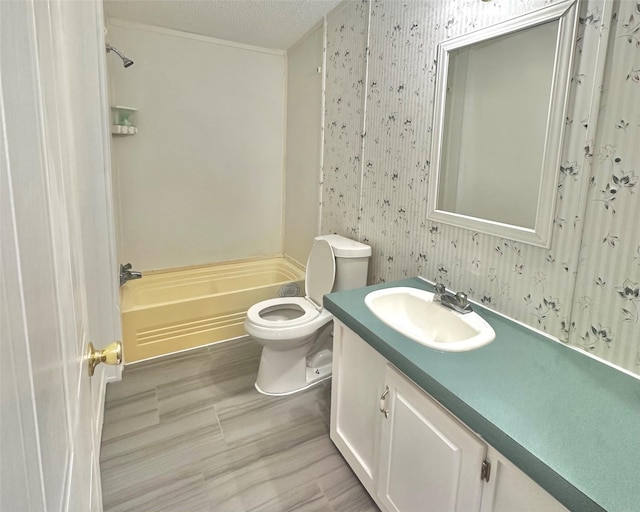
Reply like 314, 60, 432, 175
324, 278, 640, 512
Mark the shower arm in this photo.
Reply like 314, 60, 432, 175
106, 43, 134, 68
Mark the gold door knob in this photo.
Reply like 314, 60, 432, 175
87, 341, 122, 377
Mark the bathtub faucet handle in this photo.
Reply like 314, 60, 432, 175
120, 262, 142, 286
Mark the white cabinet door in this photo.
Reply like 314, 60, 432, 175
480, 446, 568, 512
377, 365, 487, 512
330, 321, 388, 496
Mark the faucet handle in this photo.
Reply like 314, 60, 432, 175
434, 283, 446, 295
455, 291, 467, 307
120, 262, 132, 272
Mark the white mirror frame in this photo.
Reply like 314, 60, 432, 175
427, 0, 578, 248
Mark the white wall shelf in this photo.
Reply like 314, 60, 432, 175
110, 105, 138, 135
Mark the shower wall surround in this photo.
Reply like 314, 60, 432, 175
108, 20, 285, 271
322, 0, 640, 375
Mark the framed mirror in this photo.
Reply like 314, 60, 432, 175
428, 0, 578, 247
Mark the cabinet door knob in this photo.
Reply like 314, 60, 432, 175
379, 385, 389, 418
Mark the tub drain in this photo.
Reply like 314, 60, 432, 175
278, 282, 300, 297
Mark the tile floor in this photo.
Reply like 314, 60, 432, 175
100, 337, 379, 512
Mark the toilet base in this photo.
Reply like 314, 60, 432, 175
255, 369, 331, 396
254, 345, 333, 396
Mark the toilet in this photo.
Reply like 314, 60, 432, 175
244, 234, 371, 396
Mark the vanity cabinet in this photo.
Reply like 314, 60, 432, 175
330, 320, 567, 512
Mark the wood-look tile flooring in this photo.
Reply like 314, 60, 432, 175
100, 337, 379, 512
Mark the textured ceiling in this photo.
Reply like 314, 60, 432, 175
104, 0, 342, 50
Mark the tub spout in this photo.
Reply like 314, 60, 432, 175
120, 263, 142, 286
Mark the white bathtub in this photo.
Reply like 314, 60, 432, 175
120, 257, 305, 363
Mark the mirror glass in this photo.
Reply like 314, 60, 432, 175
428, 1, 577, 247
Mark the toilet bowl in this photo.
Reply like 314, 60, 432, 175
244, 235, 371, 396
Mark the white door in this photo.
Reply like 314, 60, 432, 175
1, 0, 120, 511
377, 365, 487, 512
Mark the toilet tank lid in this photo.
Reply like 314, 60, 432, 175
315, 234, 372, 258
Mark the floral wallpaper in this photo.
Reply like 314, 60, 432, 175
321, 0, 640, 376
321, 0, 370, 239
569, 0, 640, 372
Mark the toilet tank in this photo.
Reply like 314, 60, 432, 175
315, 234, 371, 292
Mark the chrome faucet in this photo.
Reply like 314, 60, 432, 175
434, 283, 473, 314
119, 263, 142, 286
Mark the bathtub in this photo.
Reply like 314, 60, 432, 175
120, 257, 305, 363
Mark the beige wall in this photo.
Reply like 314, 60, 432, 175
283, 24, 324, 266
108, 20, 286, 271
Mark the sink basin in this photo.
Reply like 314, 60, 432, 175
364, 287, 495, 352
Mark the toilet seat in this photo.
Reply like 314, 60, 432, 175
245, 239, 336, 339
245, 303, 332, 341
246, 297, 320, 328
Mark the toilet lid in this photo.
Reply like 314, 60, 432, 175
305, 239, 335, 308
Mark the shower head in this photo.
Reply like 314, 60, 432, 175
106, 43, 134, 68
